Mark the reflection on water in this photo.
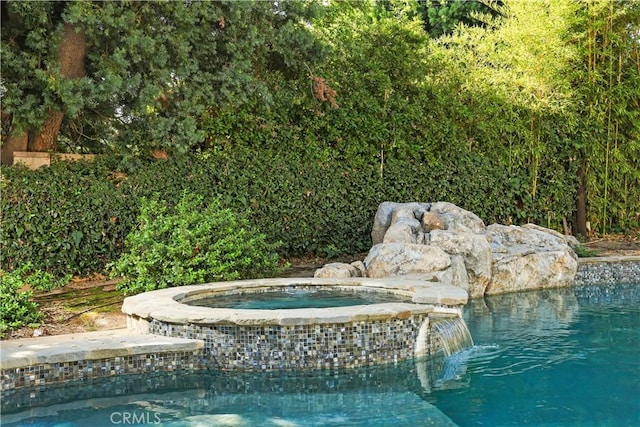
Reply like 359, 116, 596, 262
2, 284, 639, 426
188, 288, 411, 309
428, 283, 640, 426
2, 359, 459, 426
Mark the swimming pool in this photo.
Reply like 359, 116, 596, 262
3, 283, 638, 426
428, 283, 640, 426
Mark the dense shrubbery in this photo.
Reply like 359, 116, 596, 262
1, 0, 637, 290
0, 160, 137, 276
112, 193, 282, 295
0, 273, 42, 335
0, 147, 578, 281
0, 263, 69, 335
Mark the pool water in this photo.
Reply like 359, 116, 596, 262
3, 284, 639, 426
187, 287, 411, 309
428, 283, 640, 426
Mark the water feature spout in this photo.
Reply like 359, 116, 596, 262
430, 316, 474, 357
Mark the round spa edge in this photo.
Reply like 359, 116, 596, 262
121, 277, 468, 326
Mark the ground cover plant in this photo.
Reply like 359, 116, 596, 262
0, 264, 69, 336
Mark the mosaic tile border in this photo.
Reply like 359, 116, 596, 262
575, 256, 640, 286
148, 313, 454, 371
1, 350, 206, 391
1, 358, 449, 417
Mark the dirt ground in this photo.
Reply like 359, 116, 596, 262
2, 235, 638, 341
3, 278, 128, 340
582, 235, 640, 256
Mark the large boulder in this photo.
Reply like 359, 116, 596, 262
522, 223, 580, 249
486, 251, 578, 295
371, 202, 430, 245
364, 243, 451, 278
485, 223, 578, 257
383, 217, 424, 244
432, 254, 470, 292
486, 224, 578, 294
314, 262, 363, 278
430, 202, 486, 234
430, 230, 493, 298
421, 212, 445, 232
316, 202, 579, 298
485, 224, 578, 294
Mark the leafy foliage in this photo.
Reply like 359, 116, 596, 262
573, 245, 600, 258
112, 192, 282, 295
10, 262, 71, 292
1, 0, 323, 153
0, 160, 136, 276
0, 264, 51, 336
1, 0, 637, 286
2, 147, 575, 280
570, 0, 640, 234
417, 0, 503, 38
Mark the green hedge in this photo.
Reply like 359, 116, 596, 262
1, 160, 136, 276
0, 147, 577, 278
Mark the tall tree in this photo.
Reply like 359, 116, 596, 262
1, 2, 85, 163
571, 0, 640, 235
1, 0, 322, 164
310, 0, 435, 172
427, 0, 583, 227
429, 0, 638, 234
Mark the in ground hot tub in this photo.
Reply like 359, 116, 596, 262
122, 277, 470, 371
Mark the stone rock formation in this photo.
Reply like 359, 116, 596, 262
314, 202, 579, 297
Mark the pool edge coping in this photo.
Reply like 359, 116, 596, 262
121, 277, 469, 327
0, 329, 204, 371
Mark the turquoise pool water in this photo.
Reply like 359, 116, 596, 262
429, 283, 640, 426
3, 283, 639, 426
187, 287, 411, 309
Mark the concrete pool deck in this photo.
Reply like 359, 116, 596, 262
0, 329, 203, 370
0, 329, 205, 390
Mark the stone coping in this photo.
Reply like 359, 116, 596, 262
578, 255, 640, 264
121, 277, 469, 327
0, 329, 203, 370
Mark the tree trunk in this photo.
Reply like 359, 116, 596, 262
0, 131, 28, 165
29, 24, 87, 153
29, 111, 65, 152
